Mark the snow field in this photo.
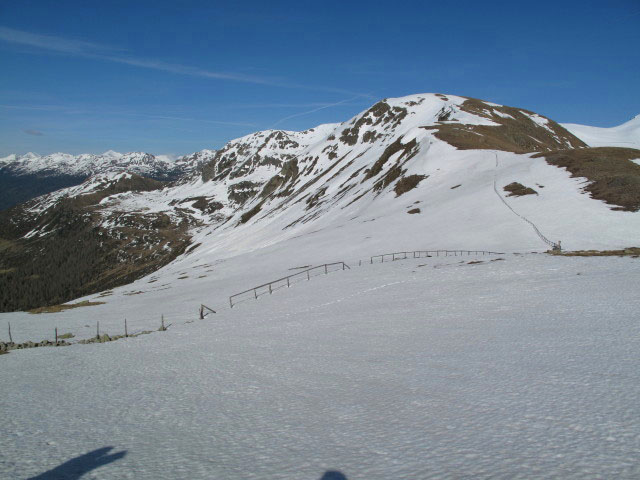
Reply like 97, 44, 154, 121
1, 254, 639, 479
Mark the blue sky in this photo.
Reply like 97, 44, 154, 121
1, 0, 638, 156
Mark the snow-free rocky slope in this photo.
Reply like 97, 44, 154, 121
1, 93, 639, 312
0, 149, 215, 210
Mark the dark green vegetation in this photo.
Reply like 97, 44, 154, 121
532, 147, 640, 211
503, 182, 538, 197
0, 174, 192, 312
0, 171, 84, 211
423, 97, 586, 153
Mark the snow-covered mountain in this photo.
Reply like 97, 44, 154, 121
2, 93, 640, 480
0, 149, 215, 211
1, 93, 639, 312
562, 114, 640, 148
0, 149, 211, 178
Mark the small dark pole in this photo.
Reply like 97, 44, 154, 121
8, 322, 12, 343
287, 277, 290, 287
125, 318, 128, 337
324, 264, 328, 274
254, 289, 257, 299
229, 297, 233, 308
359, 260, 362, 267
55, 327, 58, 345
199, 305, 204, 319
307, 270, 310, 280
96, 321, 100, 340
161, 315, 165, 331
269, 283, 272, 294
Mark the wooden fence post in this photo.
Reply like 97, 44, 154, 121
55, 327, 58, 345
307, 270, 310, 280
254, 289, 258, 299
7, 322, 12, 343
325, 264, 328, 274
269, 283, 272, 294
125, 318, 128, 337
96, 321, 100, 340
230, 297, 233, 308
287, 277, 290, 287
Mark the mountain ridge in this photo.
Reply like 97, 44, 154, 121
1, 92, 639, 312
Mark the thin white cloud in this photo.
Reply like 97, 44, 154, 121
0, 26, 113, 55
0, 26, 370, 96
270, 95, 364, 128
0, 103, 256, 127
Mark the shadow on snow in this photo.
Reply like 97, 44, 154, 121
28, 446, 127, 480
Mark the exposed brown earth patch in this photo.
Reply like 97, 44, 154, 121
532, 147, 640, 211
394, 174, 427, 196
422, 97, 586, 153
29, 300, 105, 314
503, 182, 538, 197
548, 247, 640, 257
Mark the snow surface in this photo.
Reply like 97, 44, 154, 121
2, 93, 640, 478
1, 254, 639, 479
562, 115, 640, 148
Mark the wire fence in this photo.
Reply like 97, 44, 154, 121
370, 250, 504, 263
229, 262, 351, 308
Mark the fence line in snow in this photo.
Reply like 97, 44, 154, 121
369, 250, 504, 264
229, 261, 351, 308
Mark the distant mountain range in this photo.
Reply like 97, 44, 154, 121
1, 93, 639, 312
0, 149, 216, 210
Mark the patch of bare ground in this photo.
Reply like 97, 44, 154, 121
29, 300, 105, 314
394, 174, 427, 196
548, 247, 640, 257
407, 208, 421, 214
504, 182, 538, 197
532, 147, 640, 211
422, 97, 586, 153
239, 202, 263, 224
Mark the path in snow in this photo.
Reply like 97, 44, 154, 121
493, 152, 559, 249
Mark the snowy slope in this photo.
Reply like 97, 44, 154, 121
1, 254, 639, 479
1, 93, 640, 479
562, 114, 640, 148
0, 149, 209, 178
